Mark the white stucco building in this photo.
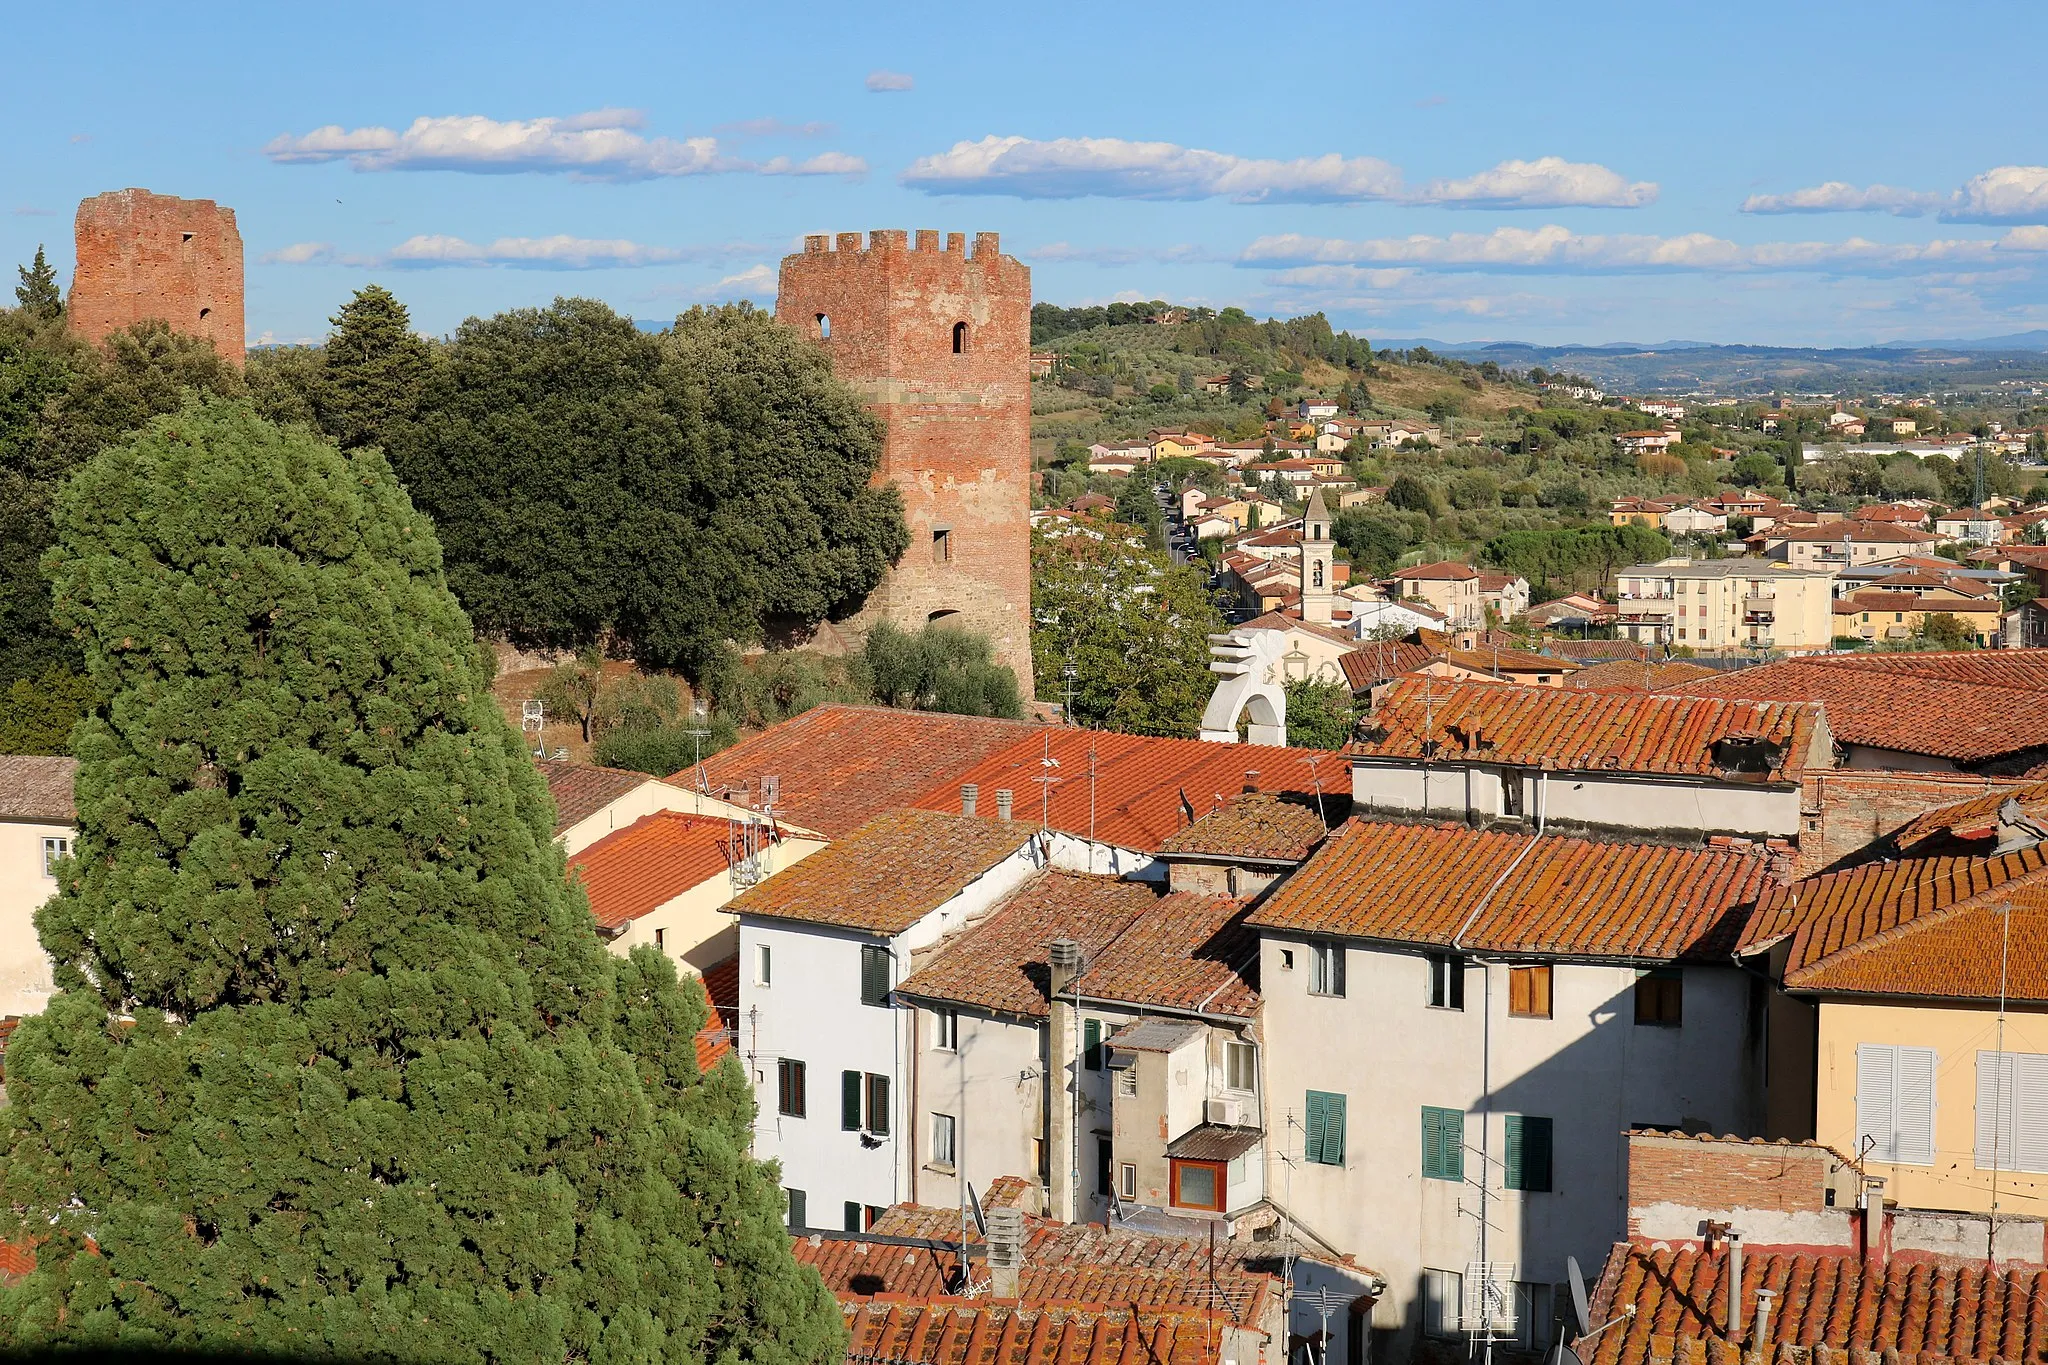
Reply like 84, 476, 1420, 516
0, 756, 73, 1020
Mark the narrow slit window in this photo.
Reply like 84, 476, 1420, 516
952, 321, 968, 354
933, 527, 952, 564
816, 313, 831, 338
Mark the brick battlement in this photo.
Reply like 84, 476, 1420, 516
801, 230, 1006, 261
69, 188, 244, 366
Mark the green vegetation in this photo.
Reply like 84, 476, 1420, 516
2, 397, 842, 1361
1282, 678, 1361, 750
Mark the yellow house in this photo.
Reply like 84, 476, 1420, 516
1149, 431, 1213, 461
1744, 805, 2048, 1217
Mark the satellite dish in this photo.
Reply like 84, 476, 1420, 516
1567, 1255, 1592, 1339
1551, 1346, 1586, 1365
967, 1182, 987, 1239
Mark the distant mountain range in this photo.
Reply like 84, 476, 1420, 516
1373, 332, 2048, 356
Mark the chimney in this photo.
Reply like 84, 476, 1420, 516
1724, 1232, 1744, 1343
1243, 770, 1260, 794
995, 788, 1014, 821
1045, 938, 1084, 1224
961, 784, 979, 817
1860, 1179, 1887, 1269
986, 1206, 1025, 1299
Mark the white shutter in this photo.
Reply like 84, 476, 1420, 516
1895, 1046, 1937, 1166
1978, 1051, 2016, 1170
2016, 1053, 2048, 1173
1857, 1044, 1897, 1162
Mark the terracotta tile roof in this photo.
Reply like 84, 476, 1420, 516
1476, 570, 1525, 591
1583, 1241, 2048, 1365
1852, 503, 1932, 523
1740, 844, 2048, 998
1392, 560, 1478, 581
535, 758, 650, 836
840, 1295, 1230, 1365
1338, 642, 1438, 691
909, 729, 1347, 854
701, 951, 740, 1014
1547, 639, 1651, 662
696, 705, 1041, 838
1567, 660, 1720, 692
1438, 646, 1581, 676
1357, 677, 1825, 782
0, 1240, 33, 1284
1770, 521, 1937, 543
1669, 652, 2048, 765
1837, 590, 1934, 613
693, 971, 734, 1072
0, 755, 77, 823
1887, 780, 2048, 855
1079, 892, 1259, 1018
895, 873, 1157, 1017
1250, 819, 1775, 962
727, 810, 1035, 935
567, 811, 736, 928
1237, 612, 1359, 650
1156, 792, 1338, 863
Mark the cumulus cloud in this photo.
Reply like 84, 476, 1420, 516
1743, 167, 2048, 224
760, 151, 868, 176
1239, 225, 2048, 275
263, 110, 863, 181
263, 235, 771, 270
901, 136, 1652, 207
866, 70, 915, 92
1415, 156, 1657, 209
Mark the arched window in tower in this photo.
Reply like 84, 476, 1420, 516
816, 313, 831, 339
952, 321, 968, 354
1312, 561, 1325, 588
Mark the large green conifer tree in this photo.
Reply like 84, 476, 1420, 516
0, 396, 842, 1364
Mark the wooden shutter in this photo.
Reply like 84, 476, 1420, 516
1424, 1106, 1461, 1180
866, 1073, 891, 1136
861, 945, 890, 1006
1504, 1116, 1523, 1189
842, 1069, 862, 1130
1509, 969, 1531, 1017
787, 1188, 806, 1230
1084, 1019, 1103, 1071
1506, 1115, 1552, 1192
1895, 1046, 1936, 1165
1305, 1091, 1329, 1164
1444, 1108, 1464, 1181
1322, 1092, 1346, 1165
1856, 1043, 1896, 1161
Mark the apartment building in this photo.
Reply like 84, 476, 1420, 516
1614, 558, 1837, 650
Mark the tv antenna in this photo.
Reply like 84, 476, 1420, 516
684, 697, 714, 800
521, 699, 545, 757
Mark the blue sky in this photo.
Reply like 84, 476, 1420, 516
9, 0, 2048, 348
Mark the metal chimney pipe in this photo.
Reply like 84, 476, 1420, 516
961, 784, 979, 817
996, 788, 1014, 821
1725, 1232, 1744, 1343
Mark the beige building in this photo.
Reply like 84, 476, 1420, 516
0, 756, 73, 1020
1614, 558, 1837, 650
1765, 521, 1938, 569
1388, 561, 1484, 629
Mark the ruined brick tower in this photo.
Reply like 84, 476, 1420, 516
777, 230, 1034, 696
70, 189, 244, 366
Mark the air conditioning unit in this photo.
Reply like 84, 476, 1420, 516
1205, 1098, 1245, 1127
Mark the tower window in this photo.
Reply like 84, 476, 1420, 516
816, 313, 831, 339
952, 321, 968, 354
199, 307, 211, 320
1312, 561, 1324, 588
933, 527, 953, 564
181, 232, 195, 243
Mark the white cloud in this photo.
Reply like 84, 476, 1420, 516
262, 241, 349, 265
901, 136, 1651, 207
760, 151, 868, 177
866, 70, 915, 92
262, 110, 861, 181
1239, 225, 2048, 275
1415, 157, 1657, 209
1951, 166, 2048, 224
1741, 181, 1944, 216
263, 235, 770, 271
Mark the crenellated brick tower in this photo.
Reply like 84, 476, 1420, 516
776, 230, 1034, 697
70, 189, 244, 366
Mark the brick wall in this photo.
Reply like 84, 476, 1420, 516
1625, 1133, 1845, 1246
69, 189, 244, 366
1797, 769, 2032, 876
776, 231, 1033, 697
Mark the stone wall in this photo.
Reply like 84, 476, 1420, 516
70, 189, 244, 366
776, 230, 1033, 697
1798, 769, 2032, 875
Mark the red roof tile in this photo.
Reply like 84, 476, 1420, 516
910, 730, 1347, 854
0, 1240, 33, 1284
1887, 780, 2048, 855
0, 755, 77, 823
1358, 677, 1825, 782
1339, 642, 1439, 691
1437, 645, 1581, 676
567, 811, 737, 928
1567, 660, 1720, 692
1585, 1242, 2048, 1365
535, 758, 652, 836
839, 1295, 1230, 1365
1080, 893, 1260, 1017
1769, 521, 1938, 543
696, 705, 1041, 838
1156, 792, 1337, 862
693, 971, 734, 1072
896, 873, 1158, 1017
727, 809, 1035, 935
1392, 560, 1478, 581
1251, 820, 1775, 961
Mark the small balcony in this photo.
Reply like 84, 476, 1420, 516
1622, 598, 1674, 618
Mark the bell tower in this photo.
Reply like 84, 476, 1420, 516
1301, 486, 1334, 625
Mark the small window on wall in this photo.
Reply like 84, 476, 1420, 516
1225, 1041, 1256, 1093
931, 1112, 957, 1169
860, 944, 891, 1006
1170, 1159, 1225, 1212
952, 321, 968, 354
42, 837, 69, 877
933, 1009, 958, 1051
1083, 1019, 1104, 1070
1309, 942, 1345, 997
816, 313, 831, 339
1119, 1162, 1137, 1200
1117, 1066, 1137, 1099
785, 1187, 806, 1230
1634, 968, 1683, 1026
1423, 1269, 1464, 1339
1427, 953, 1466, 1010
1509, 965, 1552, 1019
755, 942, 771, 986
933, 527, 953, 565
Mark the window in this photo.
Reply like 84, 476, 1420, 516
1171, 1159, 1224, 1211
933, 527, 952, 565
842, 1069, 891, 1134
866, 1204, 884, 1228
1097, 1136, 1114, 1197
931, 1112, 957, 1169
785, 1187, 806, 1230
932, 1008, 959, 1051
1083, 1019, 1104, 1070
1501, 770, 1524, 817
816, 312, 831, 339
1857, 1043, 1936, 1165
755, 942, 771, 986
1427, 953, 1465, 1010
1976, 1050, 2048, 1172
1514, 1282, 1555, 1352
1509, 965, 1552, 1019
860, 944, 891, 1006
1504, 1115, 1553, 1192
1312, 560, 1324, 588
42, 837, 69, 877
1119, 1161, 1137, 1200
1117, 1066, 1137, 1098
1422, 1105, 1465, 1182
1309, 942, 1345, 997
653, 927, 666, 953
952, 321, 968, 354
1304, 1090, 1347, 1166
777, 1059, 807, 1117
1279, 948, 1295, 971
843, 1201, 861, 1231
1423, 1269, 1464, 1339
1225, 1040, 1257, 1093
1634, 968, 1683, 1026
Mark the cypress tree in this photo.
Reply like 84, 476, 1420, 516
14, 244, 62, 321
0, 395, 843, 1364
325, 283, 432, 452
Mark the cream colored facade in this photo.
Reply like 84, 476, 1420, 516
602, 831, 827, 975
559, 776, 823, 858
1812, 997, 2048, 1218
1615, 558, 1837, 650
0, 814, 66, 1017
1392, 572, 1482, 629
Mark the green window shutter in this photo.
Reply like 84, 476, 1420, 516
1423, 1106, 1464, 1181
1304, 1092, 1327, 1163
787, 1188, 806, 1230
1504, 1115, 1524, 1190
1306, 1090, 1345, 1165
1084, 1019, 1103, 1071
860, 945, 890, 1007
841, 1070, 862, 1130
1422, 1107, 1445, 1179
